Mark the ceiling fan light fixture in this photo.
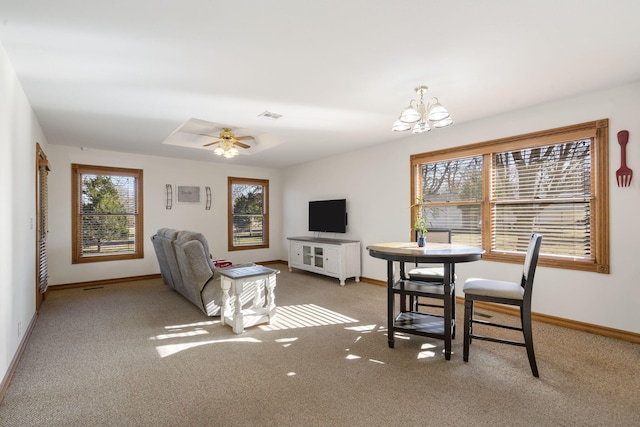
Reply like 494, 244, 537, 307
205, 127, 254, 159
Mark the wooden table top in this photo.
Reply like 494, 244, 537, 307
218, 264, 280, 279
366, 242, 485, 263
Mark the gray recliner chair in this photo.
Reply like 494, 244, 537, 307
172, 230, 224, 316
151, 229, 230, 316
151, 228, 180, 290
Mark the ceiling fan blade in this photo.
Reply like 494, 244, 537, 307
235, 135, 255, 140
233, 141, 251, 149
202, 140, 220, 147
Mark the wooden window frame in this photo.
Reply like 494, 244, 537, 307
72, 164, 144, 264
410, 119, 609, 273
227, 177, 269, 251
36, 143, 50, 309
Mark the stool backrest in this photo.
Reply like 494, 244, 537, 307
415, 229, 452, 243
425, 229, 452, 244
522, 233, 543, 301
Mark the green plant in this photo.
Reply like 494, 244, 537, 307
413, 197, 428, 237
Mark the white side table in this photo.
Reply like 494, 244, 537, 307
219, 265, 279, 334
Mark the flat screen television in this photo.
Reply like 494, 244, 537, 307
309, 199, 347, 233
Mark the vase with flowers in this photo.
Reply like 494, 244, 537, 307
413, 197, 428, 247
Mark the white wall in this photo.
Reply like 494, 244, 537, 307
3, 36, 639, 392
0, 43, 47, 385
282, 81, 640, 334
45, 145, 283, 285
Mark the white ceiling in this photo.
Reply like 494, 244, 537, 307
2, 1, 640, 168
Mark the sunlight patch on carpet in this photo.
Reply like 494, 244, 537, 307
275, 337, 298, 348
417, 342, 437, 359
259, 304, 358, 331
345, 324, 378, 333
151, 320, 220, 342
150, 329, 209, 340
163, 320, 219, 329
155, 337, 262, 358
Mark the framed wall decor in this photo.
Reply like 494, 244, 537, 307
176, 185, 201, 205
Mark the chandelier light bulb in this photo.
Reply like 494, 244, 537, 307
412, 121, 431, 134
434, 116, 454, 128
392, 118, 411, 132
400, 103, 420, 123
427, 98, 450, 122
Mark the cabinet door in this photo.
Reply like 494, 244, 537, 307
290, 242, 303, 266
302, 245, 313, 266
323, 246, 339, 274
314, 246, 324, 268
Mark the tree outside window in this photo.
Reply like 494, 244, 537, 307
72, 164, 143, 263
228, 177, 269, 250
411, 119, 609, 273
82, 175, 130, 253
417, 156, 483, 246
492, 141, 592, 256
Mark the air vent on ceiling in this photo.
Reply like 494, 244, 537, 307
258, 111, 283, 120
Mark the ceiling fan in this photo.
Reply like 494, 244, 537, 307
201, 128, 255, 158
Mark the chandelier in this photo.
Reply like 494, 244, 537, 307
392, 85, 453, 133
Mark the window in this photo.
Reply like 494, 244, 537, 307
228, 177, 269, 251
72, 164, 144, 263
415, 155, 484, 247
36, 143, 50, 297
411, 119, 609, 273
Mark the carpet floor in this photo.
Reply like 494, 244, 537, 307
1, 263, 639, 426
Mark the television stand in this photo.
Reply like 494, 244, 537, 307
287, 236, 361, 286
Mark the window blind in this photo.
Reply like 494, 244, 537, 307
419, 156, 483, 246
228, 177, 269, 251
411, 119, 609, 273
491, 139, 592, 258
79, 174, 138, 256
38, 156, 49, 293
72, 164, 143, 263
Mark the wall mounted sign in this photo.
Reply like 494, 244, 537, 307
176, 185, 201, 204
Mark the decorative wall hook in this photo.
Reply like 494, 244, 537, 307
166, 184, 173, 209
205, 186, 212, 210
